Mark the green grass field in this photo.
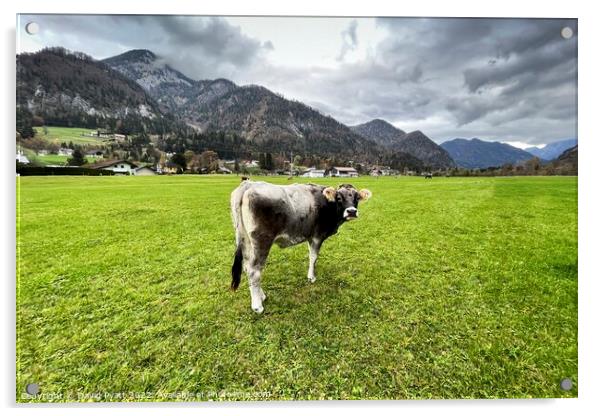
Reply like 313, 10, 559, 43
33, 154, 71, 165
16, 175, 577, 401
21, 148, 102, 166
34, 126, 105, 145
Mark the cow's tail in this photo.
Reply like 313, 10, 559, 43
231, 245, 243, 291
230, 181, 250, 291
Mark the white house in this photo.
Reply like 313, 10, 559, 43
217, 166, 233, 174
58, 148, 73, 156
301, 168, 325, 178
156, 161, 179, 174
244, 160, 260, 168
86, 151, 103, 159
89, 159, 137, 175
330, 167, 358, 177
134, 166, 156, 176
369, 166, 399, 176
16, 152, 30, 164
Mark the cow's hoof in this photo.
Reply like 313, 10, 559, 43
252, 305, 264, 314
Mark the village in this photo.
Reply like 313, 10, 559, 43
16, 128, 417, 177
17, 126, 571, 178
16, 147, 411, 177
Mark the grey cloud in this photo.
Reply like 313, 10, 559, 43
337, 20, 358, 61
365, 17, 577, 143
153, 16, 265, 66
21, 14, 271, 80
404, 64, 423, 83
441, 21, 577, 132
463, 35, 576, 93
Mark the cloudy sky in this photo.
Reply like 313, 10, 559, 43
17, 15, 577, 147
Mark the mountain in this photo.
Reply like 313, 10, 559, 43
17, 47, 164, 128
350, 119, 406, 147
102, 50, 237, 116
441, 138, 535, 169
525, 139, 577, 160
103, 49, 425, 165
547, 145, 578, 175
398, 131, 455, 169
17, 47, 424, 169
351, 119, 455, 169
102, 49, 194, 90
188, 84, 371, 156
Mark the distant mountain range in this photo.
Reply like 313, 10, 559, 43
350, 119, 455, 169
440, 138, 536, 169
525, 139, 577, 160
103, 49, 384, 159
16, 47, 575, 172
17, 48, 427, 168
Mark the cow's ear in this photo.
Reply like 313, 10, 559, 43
358, 189, 372, 201
322, 187, 337, 202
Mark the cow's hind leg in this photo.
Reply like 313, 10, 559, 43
246, 236, 272, 314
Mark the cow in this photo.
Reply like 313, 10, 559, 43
230, 180, 372, 313
424, 173, 433, 179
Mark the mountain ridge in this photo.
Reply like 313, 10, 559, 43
17, 47, 165, 128
350, 119, 406, 147
525, 138, 577, 160
351, 119, 455, 169
102, 49, 425, 166
19, 47, 565, 173
441, 138, 536, 169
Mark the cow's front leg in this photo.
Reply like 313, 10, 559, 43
307, 238, 323, 283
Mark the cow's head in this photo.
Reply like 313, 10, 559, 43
322, 184, 372, 221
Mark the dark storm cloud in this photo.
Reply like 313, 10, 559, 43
257, 18, 576, 145
337, 17, 578, 144
463, 32, 576, 93
147, 16, 264, 67
21, 15, 270, 80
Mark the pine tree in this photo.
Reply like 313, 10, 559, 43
265, 153, 274, 171
16, 107, 35, 139
67, 148, 87, 166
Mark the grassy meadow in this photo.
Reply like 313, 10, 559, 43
21, 149, 103, 166
16, 175, 577, 401
34, 126, 105, 145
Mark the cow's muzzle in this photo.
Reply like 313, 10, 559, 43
344, 207, 358, 220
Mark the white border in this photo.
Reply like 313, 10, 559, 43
3, 1, 600, 415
